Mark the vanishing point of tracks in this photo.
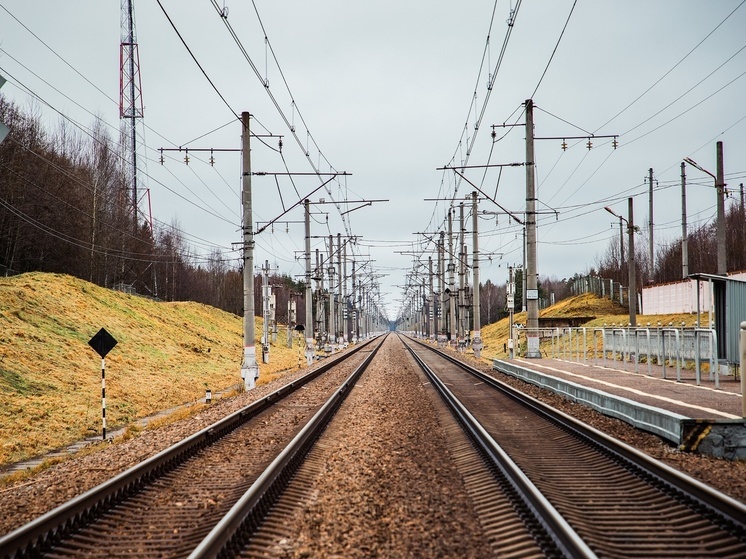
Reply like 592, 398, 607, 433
2, 333, 745, 558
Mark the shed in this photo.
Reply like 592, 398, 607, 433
689, 273, 746, 369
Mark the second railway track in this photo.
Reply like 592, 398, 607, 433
401, 334, 746, 558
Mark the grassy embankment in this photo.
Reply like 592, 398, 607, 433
0, 272, 306, 465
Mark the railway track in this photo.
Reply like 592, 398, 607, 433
401, 335, 746, 558
5, 332, 746, 558
0, 336, 383, 559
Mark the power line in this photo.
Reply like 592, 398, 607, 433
529, 0, 577, 99
595, 0, 746, 132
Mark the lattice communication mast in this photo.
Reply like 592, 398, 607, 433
120, 0, 144, 223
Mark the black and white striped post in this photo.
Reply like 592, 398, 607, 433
88, 328, 118, 440
101, 358, 107, 439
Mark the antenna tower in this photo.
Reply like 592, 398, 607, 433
120, 0, 144, 224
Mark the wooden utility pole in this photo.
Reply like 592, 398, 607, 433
241, 112, 259, 389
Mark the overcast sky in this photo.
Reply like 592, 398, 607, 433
1, 1, 745, 320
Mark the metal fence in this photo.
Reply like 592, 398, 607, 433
543, 326, 720, 387
567, 275, 629, 307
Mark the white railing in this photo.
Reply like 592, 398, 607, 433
543, 326, 719, 387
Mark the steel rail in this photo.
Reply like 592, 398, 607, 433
401, 337, 596, 559
412, 336, 746, 538
0, 337, 378, 559
188, 335, 385, 558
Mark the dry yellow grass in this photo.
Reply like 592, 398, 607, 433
0, 272, 305, 465
479, 292, 710, 362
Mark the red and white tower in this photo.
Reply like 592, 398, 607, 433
120, 0, 144, 223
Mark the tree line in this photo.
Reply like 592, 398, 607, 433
595, 194, 746, 287
0, 95, 305, 317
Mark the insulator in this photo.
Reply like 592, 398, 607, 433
278, 138, 283, 152
586, 139, 593, 150
184, 149, 189, 165
561, 140, 567, 151
612, 137, 618, 149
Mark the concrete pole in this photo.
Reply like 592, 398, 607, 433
343, 241, 348, 342
524, 99, 540, 357
648, 167, 655, 280
337, 233, 343, 345
458, 202, 466, 349
448, 208, 456, 345
681, 162, 688, 280
619, 216, 625, 271
716, 141, 726, 275
509, 265, 515, 359
240, 112, 259, 389
328, 234, 335, 352
352, 259, 357, 341
304, 200, 314, 365
628, 197, 637, 327
428, 256, 434, 342
522, 226, 527, 313
472, 191, 483, 358
262, 260, 270, 364
438, 231, 445, 345
287, 298, 294, 349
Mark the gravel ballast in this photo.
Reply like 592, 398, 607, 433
1, 334, 744, 552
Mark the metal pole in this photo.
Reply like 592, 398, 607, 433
241, 112, 259, 389
681, 162, 688, 279
472, 191, 482, 357
304, 199, 314, 364
738, 322, 746, 417
525, 99, 540, 357
716, 141, 726, 275
628, 197, 637, 327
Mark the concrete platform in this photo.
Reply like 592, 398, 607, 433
493, 357, 746, 460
